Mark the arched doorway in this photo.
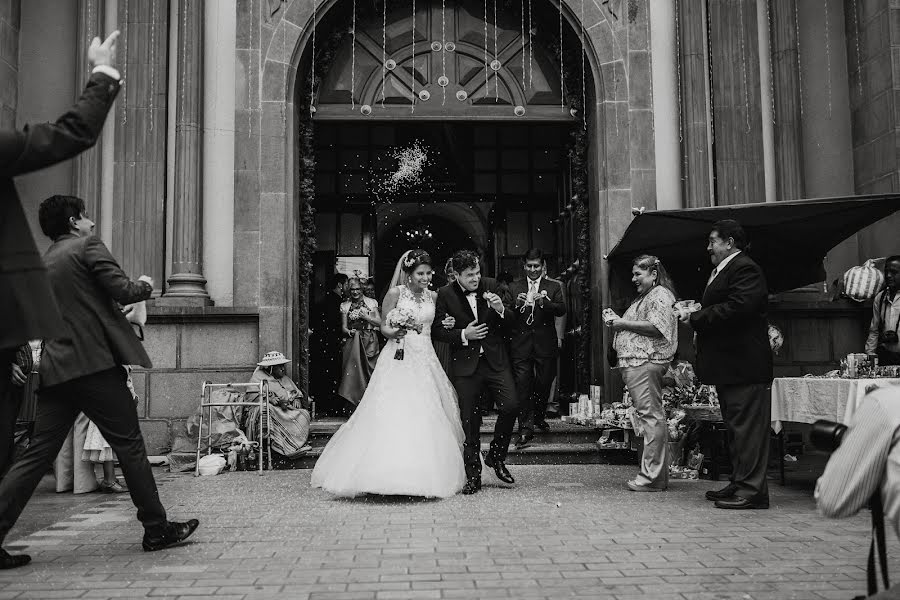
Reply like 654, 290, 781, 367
299, 0, 597, 411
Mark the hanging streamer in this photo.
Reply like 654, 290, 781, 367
852, 0, 862, 98
580, 0, 586, 130
411, 0, 416, 112
149, 0, 155, 131
739, 1, 750, 133
528, 0, 533, 88
793, 0, 803, 117
675, 0, 686, 183
766, 0, 775, 125
351, 0, 356, 110
483, 0, 489, 98
381, 0, 386, 106
559, 0, 564, 112
520, 0, 526, 95
824, 3, 832, 117
493, 0, 498, 100
121, 0, 128, 124
442, 0, 448, 106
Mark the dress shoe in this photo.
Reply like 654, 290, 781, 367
142, 519, 200, 552
484, 453, 515, 484
0, 548, 30, 569
99, 479, 128, 494
705, 483, 738, 501
626, 479, 665, 492
536, 420, 551, 432
461, 478, 481, 495
714, 496, 769, 510
515, 433, 534, 450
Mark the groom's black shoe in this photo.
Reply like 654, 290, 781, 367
484, 454, 515, 484
462, 478, 481, 495
0, 548, 30, 569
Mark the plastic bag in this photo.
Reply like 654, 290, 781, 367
842, 259, 884, 302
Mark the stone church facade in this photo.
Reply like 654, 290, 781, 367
3, 0, 899, 452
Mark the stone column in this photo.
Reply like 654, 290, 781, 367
113, 0, 168, 296
677, 0, 714, 207
769, 0, 804, 201
161, 0, 211, 305
73, 0, 105, 220
650, 0, 682, 209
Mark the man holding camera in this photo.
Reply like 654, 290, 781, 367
865, 256, 900, 366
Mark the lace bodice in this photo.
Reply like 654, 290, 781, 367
395, 285, 435, 337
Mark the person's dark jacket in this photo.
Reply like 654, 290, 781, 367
506, 276, 567, 359
690, 252, 773, 385
432, 277, 512, 377
0, 72, 121, 351
40, 234, 152, 388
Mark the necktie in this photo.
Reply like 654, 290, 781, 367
529, 280, 538, 295
705, 268, 718, 288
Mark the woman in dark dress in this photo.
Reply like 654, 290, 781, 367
337, 278, 382, 407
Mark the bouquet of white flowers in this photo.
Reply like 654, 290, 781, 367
386, 307, 422, 360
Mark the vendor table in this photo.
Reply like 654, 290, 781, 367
770, 377, 900, 434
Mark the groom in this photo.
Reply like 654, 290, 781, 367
432, 250, 518, 494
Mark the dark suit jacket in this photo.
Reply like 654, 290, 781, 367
0, 72, 120, 351
506, 276, 567, 359
432, 277, 512, 377
39, 234, 153, 388
690, 252, 773, 385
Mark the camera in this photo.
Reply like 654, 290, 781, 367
879, 330, 899, 346
810, 419, 848, 453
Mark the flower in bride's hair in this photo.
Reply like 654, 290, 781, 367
403, 256, 416, 268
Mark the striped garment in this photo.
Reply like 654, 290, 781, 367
244, 369, 311, 459
815, 383, 900, 538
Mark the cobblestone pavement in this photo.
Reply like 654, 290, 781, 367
2, 464, 895, 599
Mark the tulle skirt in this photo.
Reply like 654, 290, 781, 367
311, 333, 466, 498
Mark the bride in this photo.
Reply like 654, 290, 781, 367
310, 249, 467, 498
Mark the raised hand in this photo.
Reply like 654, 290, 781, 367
10, 363, 27, 386
88, 30, 120, 69
482, 291, 503, 312
464, 319, 488, 341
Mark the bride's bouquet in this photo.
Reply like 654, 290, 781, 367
386, 307, 422, 360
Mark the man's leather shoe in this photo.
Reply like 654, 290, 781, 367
705, 483, 738, 501
461, 478, 481, 495
515, 433, 534, 450
142, 519, 200, 552
484, 454, 515, 484
0, 548, 30, 569
714, 496, 769, 510
536, 420, 550, 432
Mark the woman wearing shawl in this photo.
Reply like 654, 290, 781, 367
245, 352, 312, 459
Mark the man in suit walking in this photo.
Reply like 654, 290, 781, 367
0, 194, 200, 568
0, 32, 123, 482
678, 219, 773, 510
432, 250, 518, 495
507, 249, 567, 449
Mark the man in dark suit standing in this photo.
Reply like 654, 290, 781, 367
432, 250, 518, 495
0, 195, 199, 568
507, 249, 566, 449
0, 33, 124, 484
678, 219, 773, 510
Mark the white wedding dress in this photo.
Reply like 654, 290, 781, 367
311, 285, 466, 498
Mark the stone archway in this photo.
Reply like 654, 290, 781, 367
239, 0, 655, 390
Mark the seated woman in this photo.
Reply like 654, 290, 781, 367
245, 351, 312, 459
337, 277, 382, 408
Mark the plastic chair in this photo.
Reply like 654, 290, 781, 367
194, 381, 272, 476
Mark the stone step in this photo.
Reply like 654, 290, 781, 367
308, 417, 602, 447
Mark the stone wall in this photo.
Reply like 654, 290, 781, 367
138, 309, 259, 453
0, 0, 18, 129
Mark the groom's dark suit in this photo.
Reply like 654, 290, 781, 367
432, 278, 518, 481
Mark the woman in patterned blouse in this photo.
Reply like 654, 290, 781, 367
608, 255, 678, 492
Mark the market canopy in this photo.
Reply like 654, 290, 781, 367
605, 194, 900, 303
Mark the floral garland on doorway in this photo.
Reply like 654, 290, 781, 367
297, 24, 347, 393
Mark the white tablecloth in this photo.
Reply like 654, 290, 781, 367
770, 378, 900, 433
